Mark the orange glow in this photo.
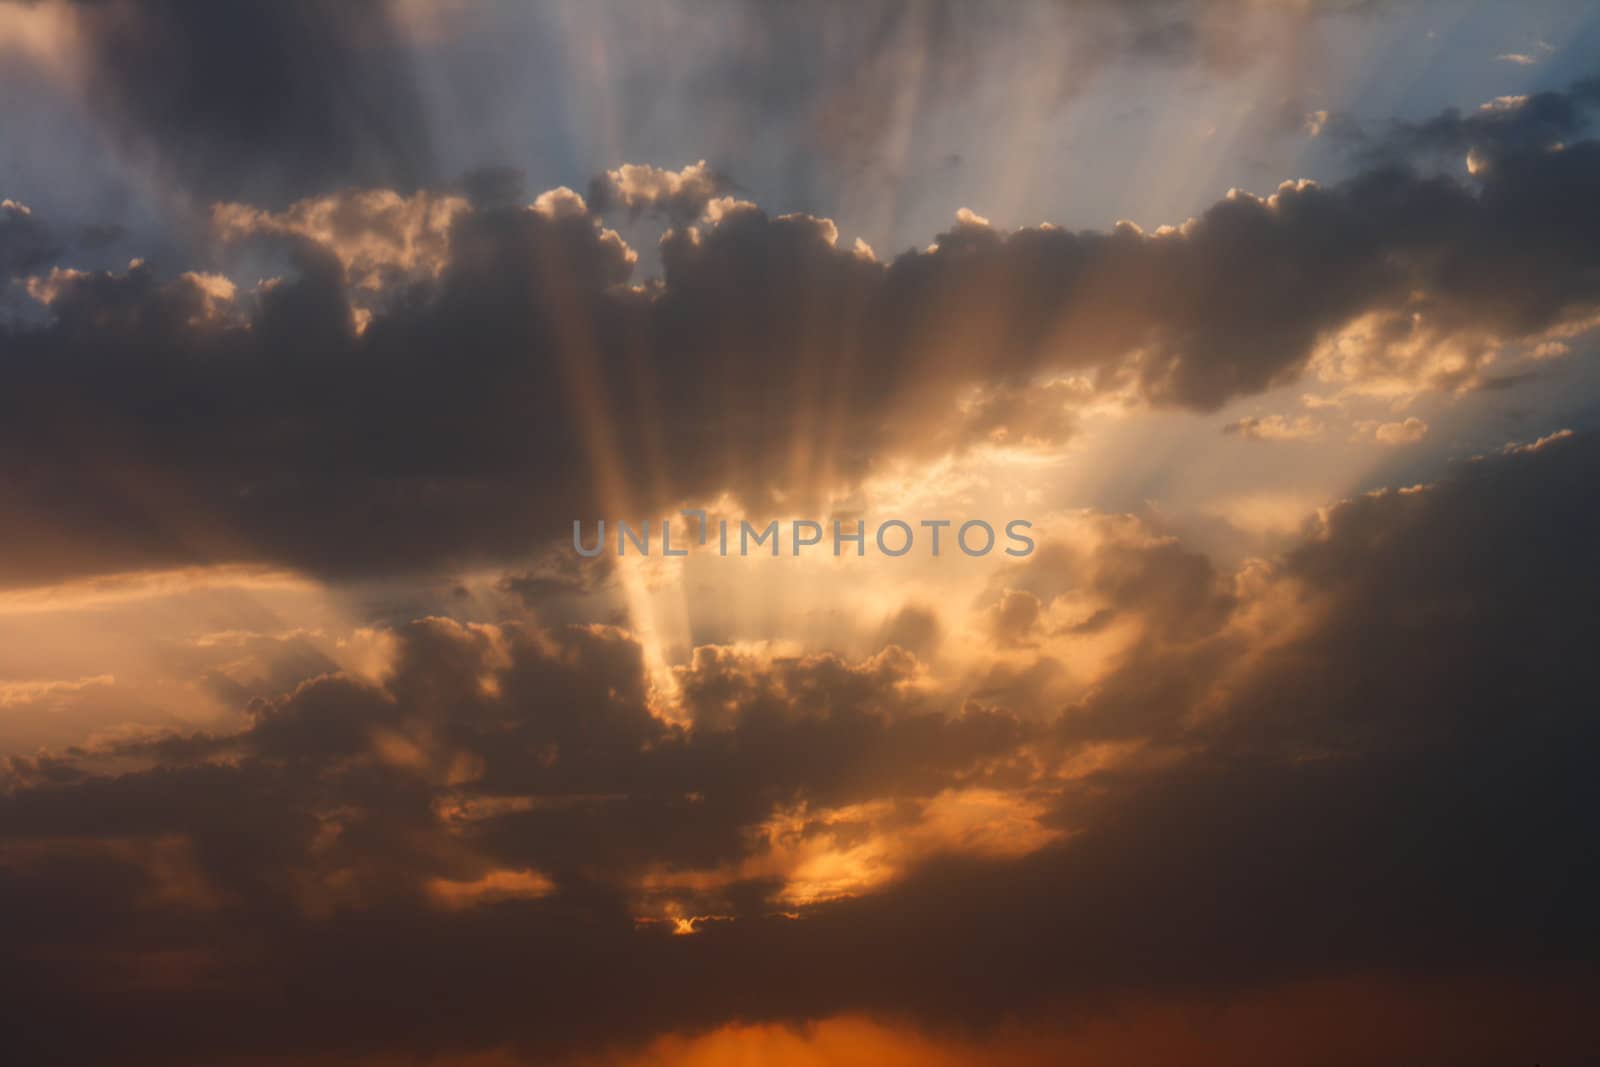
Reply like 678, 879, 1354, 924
424, 868, 557, 910
558, 975, 1600, 1067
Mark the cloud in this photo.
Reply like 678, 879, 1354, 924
32, 0, 434, 202
587, 161, 733, 224
1222, 413, 1324, 441
1499, 426, 1574, 454
2, 432, 1597, 1063
0, 198, 58, 277
6, 122, 1600, 583
425, 867, 557, 910
3, 9, 1598, 1063
1349, 74, 1600, 172
212, 188, 470, 295
1495, 40, 1554, 66
0, 672, 114, 707
1372, 414, 1428, 444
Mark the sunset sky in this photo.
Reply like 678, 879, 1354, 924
3, 2, 1600, 1064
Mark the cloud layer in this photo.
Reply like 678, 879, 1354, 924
4, 5, 1600, 1063
3, 429, 1597, 1064
4, 118, 1600, 582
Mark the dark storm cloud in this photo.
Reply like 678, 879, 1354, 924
3, 431, 1596, 1066
6, 119, 1600, 581
0, 615, 1039, 1065
51, 0, 433, 203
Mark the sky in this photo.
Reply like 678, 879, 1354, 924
1, 1, 1599, 1064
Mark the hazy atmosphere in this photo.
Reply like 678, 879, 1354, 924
3, 2, 1599, 1063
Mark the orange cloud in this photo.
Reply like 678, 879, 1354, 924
424, 867, 557, 910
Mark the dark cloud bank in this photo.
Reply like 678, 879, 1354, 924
2, 427, 1596, 1065
4, 90, 1600, 583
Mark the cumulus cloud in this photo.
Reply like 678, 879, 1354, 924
212, 188, 470, 293
586, 161, 733, 224
1350, 74, 1600, 173
5, 121, 1600, 582
1372, 414, 1428, 444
